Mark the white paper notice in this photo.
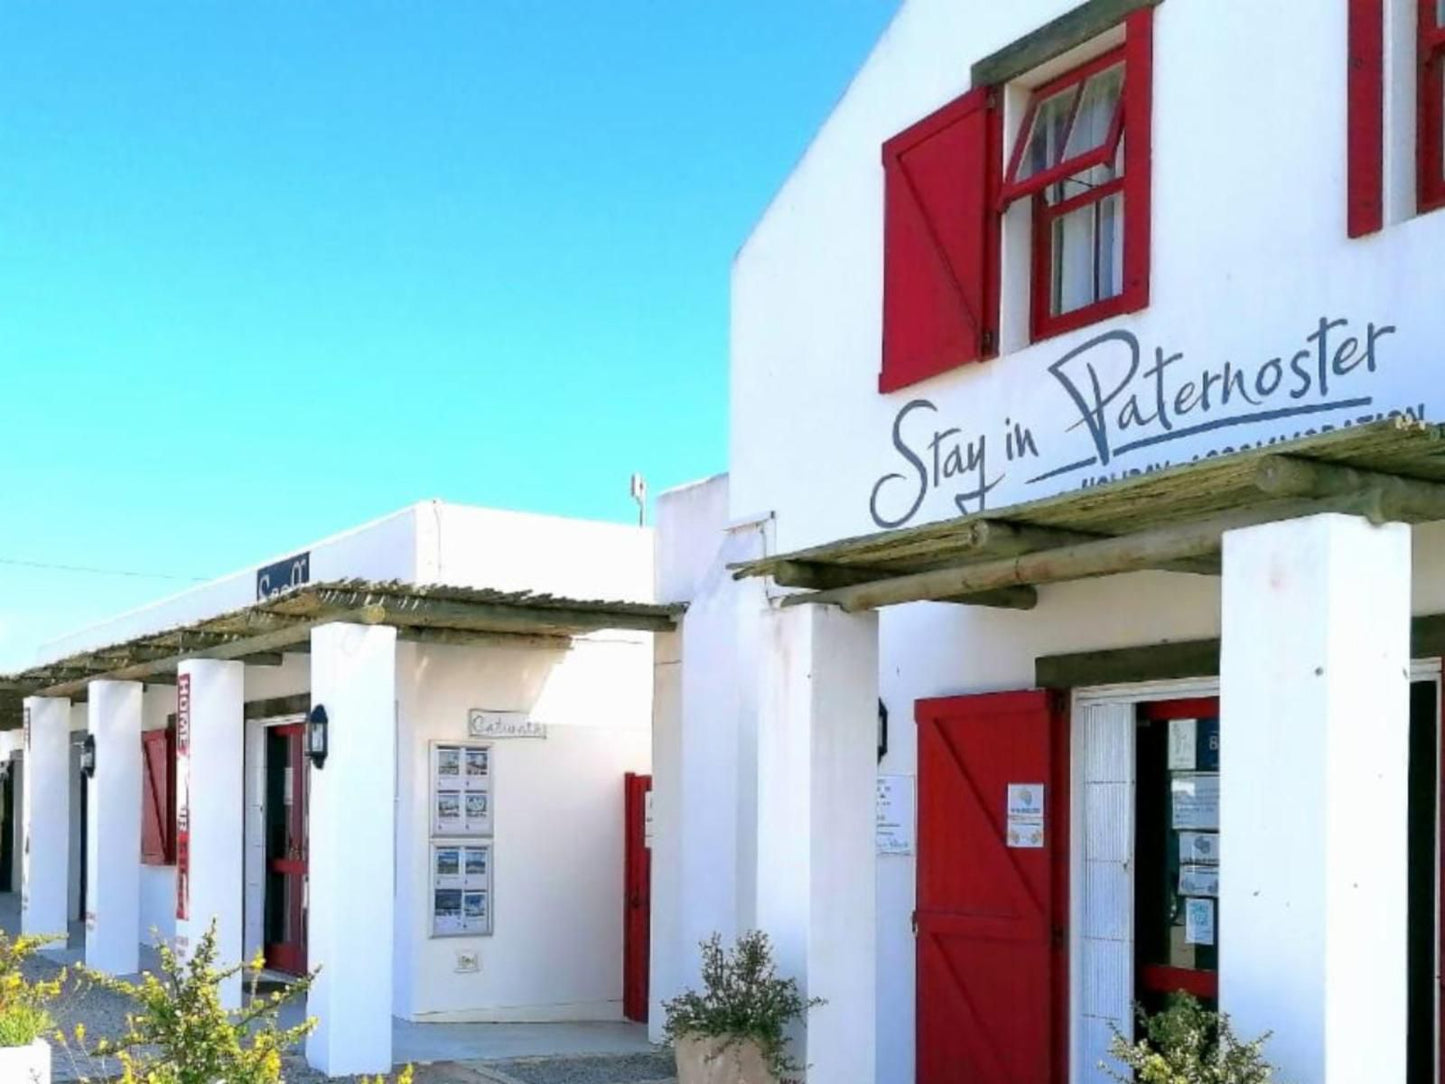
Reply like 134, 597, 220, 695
1178, 864, 1220, 898
1185, 897, 1216, 946
1171, 774, 1220, 830
1179, 831, 1219, 865
876, 775, 916, 855
1006, 783, 1045, 849
1167, 718, 1198, 770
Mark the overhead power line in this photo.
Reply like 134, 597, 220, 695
0, 556, 208, 583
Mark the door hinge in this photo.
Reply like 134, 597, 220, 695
911, 911, 919, 937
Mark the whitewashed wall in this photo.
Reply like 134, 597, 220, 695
137, 685, 178, 945
20, 500, 655, 1019
718, 1, 1445, 1079
394, 636, 652, 1022
648, 476, 771, 1039
33, 502, 653, 672
731, 0, 1445, 553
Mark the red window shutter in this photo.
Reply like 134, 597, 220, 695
880, 87, 1001, 394
140, 728, 175, 866
1421, 0, 1445, 213
1348, 0, 1386, 237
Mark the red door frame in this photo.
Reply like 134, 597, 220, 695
264, 723, 308, 976
1436, 679, 1444, 1082
623, 772, 652, 1023
1137, 696, 1220, 1003
914, 690, 1070, 1084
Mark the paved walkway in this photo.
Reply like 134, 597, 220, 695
0, 894, 670, 1080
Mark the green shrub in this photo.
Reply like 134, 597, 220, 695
0, 930, 62, 1048
71, 920, 314, 1084
663, 931, 820, 1082
1107, 993, 1282, 1084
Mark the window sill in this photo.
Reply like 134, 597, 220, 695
1029, 288, 1148, 345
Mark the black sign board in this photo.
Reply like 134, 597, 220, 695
256, 552, 310, 601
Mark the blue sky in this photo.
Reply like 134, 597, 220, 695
0, 1, 898, 667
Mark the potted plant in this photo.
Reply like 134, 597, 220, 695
0, 931, 63, 1084
663, 931, 819, 1084
1107, 992, 1282, 1084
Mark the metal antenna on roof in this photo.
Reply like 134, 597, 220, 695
629, 473, 647, 527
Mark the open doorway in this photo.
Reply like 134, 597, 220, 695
244, 715, 309, 977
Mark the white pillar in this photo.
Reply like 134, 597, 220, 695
85, 681, 144, 974
175, 660, 245, 1007
755, 603, 877, 1084
649, 625, 683, 1043
21, 697, 71, 939
1221, 513, 1409, 1084
306, 622, 396, 1077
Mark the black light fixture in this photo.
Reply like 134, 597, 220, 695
304, 705, 329, 770
877, 699, 889, 764
80, 733, 97, 779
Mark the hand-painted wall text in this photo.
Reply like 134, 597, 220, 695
870, 317, 1417, 529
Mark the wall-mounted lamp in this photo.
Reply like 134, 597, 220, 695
877, 699, 889, 764
80, 734, 97, 780
304, 705, 329, 770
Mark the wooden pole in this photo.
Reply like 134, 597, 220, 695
1254, 455, 1445, 521
785, 495, 1382, 612
772, 559, 1037, 609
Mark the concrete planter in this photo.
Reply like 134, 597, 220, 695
0, 1038, 51, 1084
675, 1034, 778, 1084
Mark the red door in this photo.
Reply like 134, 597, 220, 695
916, 691, 1069, 1084
623, 772, 652, 1022
264, 724, 308, 975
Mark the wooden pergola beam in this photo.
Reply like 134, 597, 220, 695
396, 627, 575, 651
36, 615, 333, 699
238, 653, 286, 667
786, 495, 1384, 613
772, 560, 1038, 610
308, 590, 677, 634
8, 586, 676, 699
1254, 455, 1445, 520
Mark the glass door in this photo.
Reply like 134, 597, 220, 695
1135, 697, 1220, 1008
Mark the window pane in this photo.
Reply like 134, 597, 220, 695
1051, 204, 1097, 316
1437, 0, 1444, 26
1046, 157, 1121, 207
1017, 87, 1078, 181
1063, 64, 1125, 161
1050, 193, 1124, 317
1097, 192, 1124, 302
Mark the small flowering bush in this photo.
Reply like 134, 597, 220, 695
69, 920, 314, 1084
0, 930, 62, 1047
1107, 993, 1282, 1084
663, 931, 820, 1083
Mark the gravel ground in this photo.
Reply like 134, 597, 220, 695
22, 953, 676, 1084
22, 952, 136, 1082
469, 1052, 676, 1084
274, 1052, 676, 1084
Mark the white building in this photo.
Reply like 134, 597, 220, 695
0, 501, 671, 1077
651, 1, 1445, 1083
